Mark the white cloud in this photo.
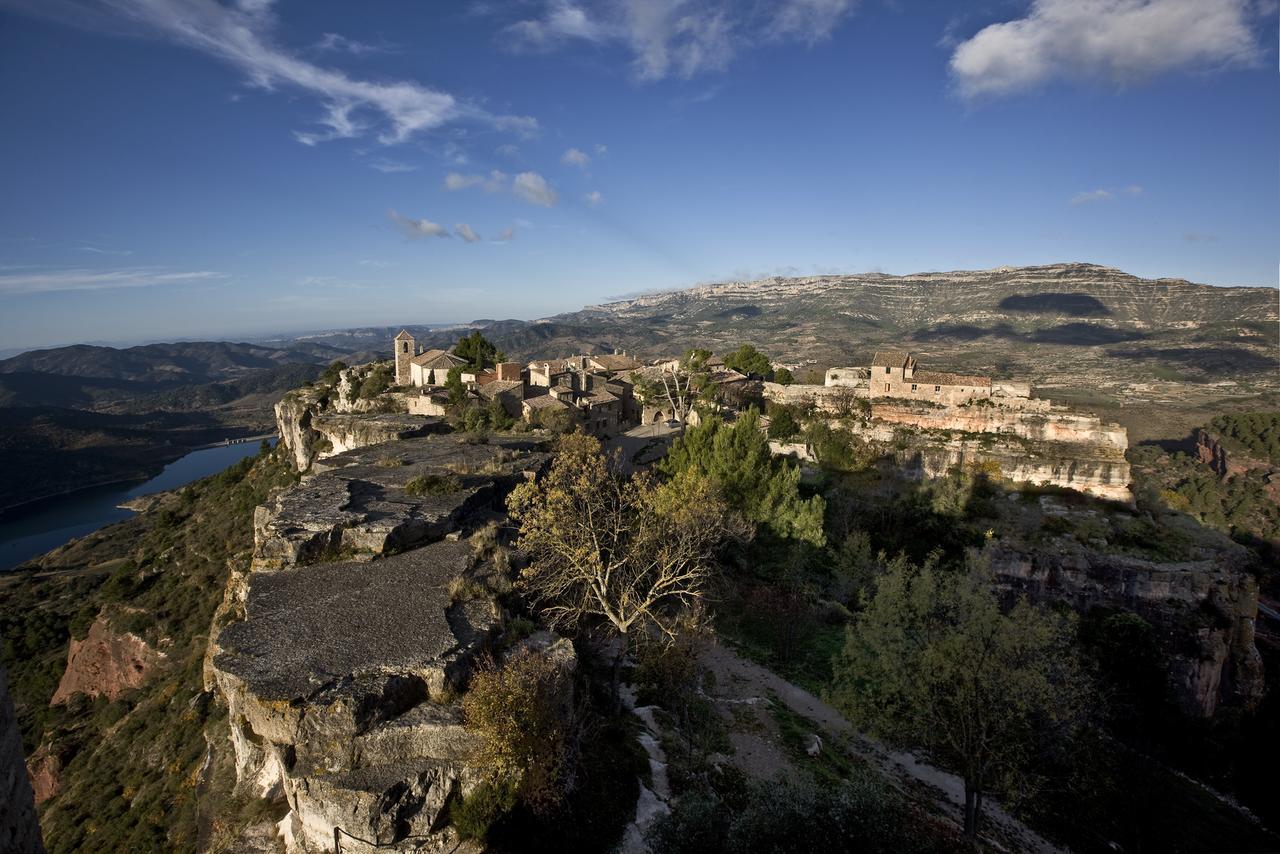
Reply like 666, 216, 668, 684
499, 0, 857, 80
513, 172, 559, 207
77, 245, 134, 256
444, 169, 508, 192
494, 227, 515, 242
771, 0, 855, 45
455, 223, 482, 242
496, 143, 521, 159
314, 32, 390, 55
0, 267, 226, 295
950, 0, 1261, 98
37, 0, 538, 145
368, 157, 417, 173
561, 147, 590, 169
388, 209, 450, 239
594, 143, 608, 156
1069, 184, 1143, 205
583, 190, 604, 206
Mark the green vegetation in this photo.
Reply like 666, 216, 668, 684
830, 555, 1087, 837
403, 472, 463, 496
453, 330, 506, 370
661, 408, 825, 546
765, 404, 800, 440
1208, 411, 1280, 463
773, 367, 794, 385
721, 343, 773, 378
320, 359, 347, 386
0, 443, 297, 853
354, 362, 393, 398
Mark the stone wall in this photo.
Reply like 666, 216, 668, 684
871, 403, 1128, 451
1, 665, 44, 854
762, 382, 867, 413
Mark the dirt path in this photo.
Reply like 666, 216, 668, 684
698, 640, 1069, 854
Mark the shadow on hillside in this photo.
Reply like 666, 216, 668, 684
1000, 292, 1112, 317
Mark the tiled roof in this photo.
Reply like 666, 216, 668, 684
871, 350, 910, 368
394, 329, 414, 340
411, 349, 466, 370
588, 353, 642, 372
522, 393, 572, 410
476, 380, 523, 399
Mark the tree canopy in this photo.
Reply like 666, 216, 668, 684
661, 408, 825, 547
453, 330, 506, 371
722, 344, 773, 379
831, 555, 1087, 837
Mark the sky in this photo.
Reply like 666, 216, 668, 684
0, 0, 1276, 350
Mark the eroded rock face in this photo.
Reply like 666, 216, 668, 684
252, 435, 548, 571
987, 537, 1265, 717
274, 385, 436, 472
50, 613, 167, 706
2, 665, 45, 853
213, 542, 497, 852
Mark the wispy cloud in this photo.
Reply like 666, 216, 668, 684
447, 169, 558, 206
950, 0, 1262, 98
455, 223, 482, 243
494, 227, 515, 242
498, 0, 857, 80
0, 267, 226, 295
561, 147, 590, 169
388, 209, 450, 239
77, 245, 134, 256
583, 190, 604, 207
17, 0, 538, 146
368, 157, 418, 173
513, 171, 558, 207
314, 32, 394, 55
1069, 184, 1142, 205
445, 170, 508, 192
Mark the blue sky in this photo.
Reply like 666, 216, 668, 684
0, 0, 1276, 350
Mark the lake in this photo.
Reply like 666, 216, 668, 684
0, 440, 272, 571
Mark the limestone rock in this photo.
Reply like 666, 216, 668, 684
1, 664, 44, 853
50, 613, 167, 706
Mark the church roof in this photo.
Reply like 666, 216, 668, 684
395, 329, 414, 340
411, 349, 467, 370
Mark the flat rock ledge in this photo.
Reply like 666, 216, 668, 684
213, 541, 498, 853
252, 434, 549, 570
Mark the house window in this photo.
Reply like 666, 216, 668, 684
884, 383, 891, 392
934, 386, 940, 392
402, 342, 408, 353
884, 366, 890, 374
911, 384, 917, 391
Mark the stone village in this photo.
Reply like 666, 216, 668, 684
386, 331, 1131, 502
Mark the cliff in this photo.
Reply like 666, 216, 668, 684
207, 431, 551, 852
274, 384, 437, 472
49, 612, 167, 705
1, 664, 44, 854
987, 531, 1264, 718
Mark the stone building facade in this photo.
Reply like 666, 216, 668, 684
868, 350, 994, 406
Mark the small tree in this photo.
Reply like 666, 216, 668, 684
722, 344, 773, 379
766, 406, 800, 440
774, 367, 795, 385
453, 330, 504, 371
831, 556, 1088, 838
663, 409, 825, 546
507, 434, 729, 704
633, 349, 712, 427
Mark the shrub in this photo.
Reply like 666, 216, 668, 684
403, 472, 462, 496
462, 650, 575, 814
451, 779, 518, 841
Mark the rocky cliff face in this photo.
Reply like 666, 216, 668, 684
49, 612, 167, 706
274, 385, 435, 472
207, 429, 551, 852
1, 665, 44, 854
986, 526, 1264, 718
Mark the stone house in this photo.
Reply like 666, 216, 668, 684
393, 331, 472, 387
868, 350, 993, 406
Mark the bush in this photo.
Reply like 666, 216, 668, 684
451, 779, 518, 841
356, 363, 393, 399
462, 650, 575, 814
404, 473, 462, 496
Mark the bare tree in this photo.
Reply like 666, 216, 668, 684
507, 433, 728, 704
633, 349, 712, 426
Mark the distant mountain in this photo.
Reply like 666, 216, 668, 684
0, 340, 355, 385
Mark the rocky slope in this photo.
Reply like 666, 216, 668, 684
1, 665, 44, 853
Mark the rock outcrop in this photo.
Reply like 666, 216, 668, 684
987, 529, 1264, 718
251, 435, 547, 570
273, 384, 435, 472
50, 613, 167, 706
1, 665, 44, 854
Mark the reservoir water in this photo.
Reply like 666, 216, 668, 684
0, 441, 271, 571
